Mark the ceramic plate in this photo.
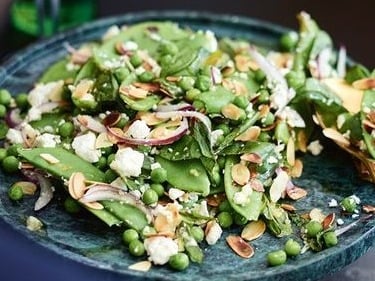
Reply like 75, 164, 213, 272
0, 11, 374, 281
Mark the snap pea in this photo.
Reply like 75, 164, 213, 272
38, 58, 78, 83
185, 245, 204, 264
195, 86, 235, 114
156, 156, 210, 196
30, 113, 66, 133
361, 90, 375, 158
263, 202, 292, 237
224, 156, 263, 221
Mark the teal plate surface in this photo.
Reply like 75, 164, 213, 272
0, 11, 374, 281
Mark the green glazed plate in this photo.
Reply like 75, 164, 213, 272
0, 11, 374, 281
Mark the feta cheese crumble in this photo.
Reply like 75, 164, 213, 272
110, 147, 144, 178
126, 120, 150, 139
35, 133, 61, 148
71, 132, 100, 163
144, 236, 178, 265
205, 221, 223, 245
328, 198, 338, 207
307, 140, 323, 156
6, 128, 23, 144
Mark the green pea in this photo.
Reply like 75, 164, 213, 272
115, 117, 128, 129
7, 144, 22, 157
234, 213, 248, 226
107, 153, 116, 166
258, 132, 271, 142
254, 69, 266, 83
195, 75, 211, 92
114, 67, 130, 82
233, 95, 250, 109
2, 156, 20, 173
150, 167, 167, 183
8, 184, 23, 201
190, 226, 204, 242
0, 104, 6, 118
192, 100, 205, 111
150, 183, 165, 197
178, 77, 195, 91
142, 189, 159, 205
160, 54, 173, 65
261, 112, 275, 127
185, 88, 201, 101
0, 89, 11, 106
128, 239, 145, 257
122, 229, 139, 245
323, 231, 338, 248
159, 42, 178, 55
305, 220, 323, 237
15, 93, 29, 110
104, 169, 118, 183
141, 226, 157, 238
218, 199, 232, 212
217, 211, 233, 228
0, 122, 8, 139
58, 122, 74, 138
284, 239, 301, 257
169, 253, 189, 271
130, 53, 142, 67
286, 70, 305, 89
138, 71, 154, 82
340, 196, 357, 213
280, 31, 299, 52
267, 250, 287, 266
215, 123, 230, 135
95, 156, 107, 170
0, 148, 7, 161
64, 197, 81, 214
257, 89, 270, 104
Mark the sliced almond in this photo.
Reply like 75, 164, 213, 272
286, 185, 307, 200
249, 178, 265, 192
73, 79, 94, 99
235, 126, 261, 142
68, 172, 87, 200
226, 235, 255, 258
258, 104, 270, 118
128, 261, 152, 272
323, 128, 350, 146
363, 204, 375, 213
206, 193, 226, 207
281, 203, 296, 212
231, 163, 250, 185
290, 159, 303, 178
15, 181, 37, 195
39, 153, 60, 164
352, 78, 375, 90
95, 132, 113, 149
221, 103, 244, 121
165, 76, 180, 82
119, 85, 148, 99
240, 153, 262, 164
149, 126, 174, 139
234, 55, 258, 72
241, 220, 266, 241
138, 112, 166, 126
83, 201, 104, 210
286, 137, 295, 166
154, 203, 181, 235
297, 130, 307, 152
103, 112, 121, 127
322, 213, 336, 230
221, 66, 235, 77
107, 127, 125, 144
309, 208, 325, 223
132, 82, 160, 92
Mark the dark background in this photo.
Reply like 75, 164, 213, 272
0, 1, 374, 281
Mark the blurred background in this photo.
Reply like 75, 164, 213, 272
0, 0, 374, 66
0, 1, 374, 281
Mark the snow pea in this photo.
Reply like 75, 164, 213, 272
39, 58, 78, 83
155, 156, 210, 196
195, 86, 235, 114
159, 135, 202, 161
224, 156, 264, 221
361, 90, 375, 158
263, 202, 292, 237
161, 47, 200, 76
30, 113, 66, 133
120, 94, 161, 111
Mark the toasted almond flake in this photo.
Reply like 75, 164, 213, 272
241, 153, 262, 164
103, 112, 121, 127
352, 78, 375, 90
286, 137, 295, 166
221, 66, 235, 77
250, 178, 265, 192
226, 235, 254, 258
83, 201, 104, 210
221, 104, 243, 121
106, 127, 125, 144
322, 213, 336, 230
128, 261, 152, 272
133, 82, 160, 92
73, 79, 94, 99
286, 185, 307, 200
309, 208, 325, 223
290, 159, 303, 178
297, 130, 307, 152
234, 55, 258, 72
138, 112, 166, 126
149, 126, 175, 139
40, 153, 60, 164
165, 76, 180, 82
363, 204, 375, 213
26, 216, 43, 231
281, 203, 296, 212
68, 172, 87, 200
362, 119, 375, 130
154, 203, 181, 235
231, 163, 250, 185
241, 220, 266, 241
258, 104, 270, 118
95, 132, 113, 149
322, 128, 350, 146
119, 85, 149, 99
235, 126, 261, 141
15, 181, 37, 195
269, 170, 289, 202
206, 193, 226, 207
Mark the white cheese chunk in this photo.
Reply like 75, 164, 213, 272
35, 133, 61, 148
6, 128, 24, 144
110, 147, 144, 178
144, 237, 178, 265
127, 120, 150, 139
71, 132, 100, 163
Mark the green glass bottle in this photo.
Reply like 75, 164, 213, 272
10, 0, 97, 37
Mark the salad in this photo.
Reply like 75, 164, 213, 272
0, 11, 374, 271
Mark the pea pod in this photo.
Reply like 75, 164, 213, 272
224, 156, 263, 221
361, 90, 375, 158
196, 86, 235, 114
155, 156, 210, 196
39, 58, 78, 83
30, 113, 66, 133
263, 201, 292, 237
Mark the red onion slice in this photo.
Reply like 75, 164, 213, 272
107, 117, 189, 146
155, 103, 194, 112
34, 174, 54, 211
77, 115, 106, 133
80, 184, 153, 223
155, 110, 212, 132
5, 108, 23, 128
